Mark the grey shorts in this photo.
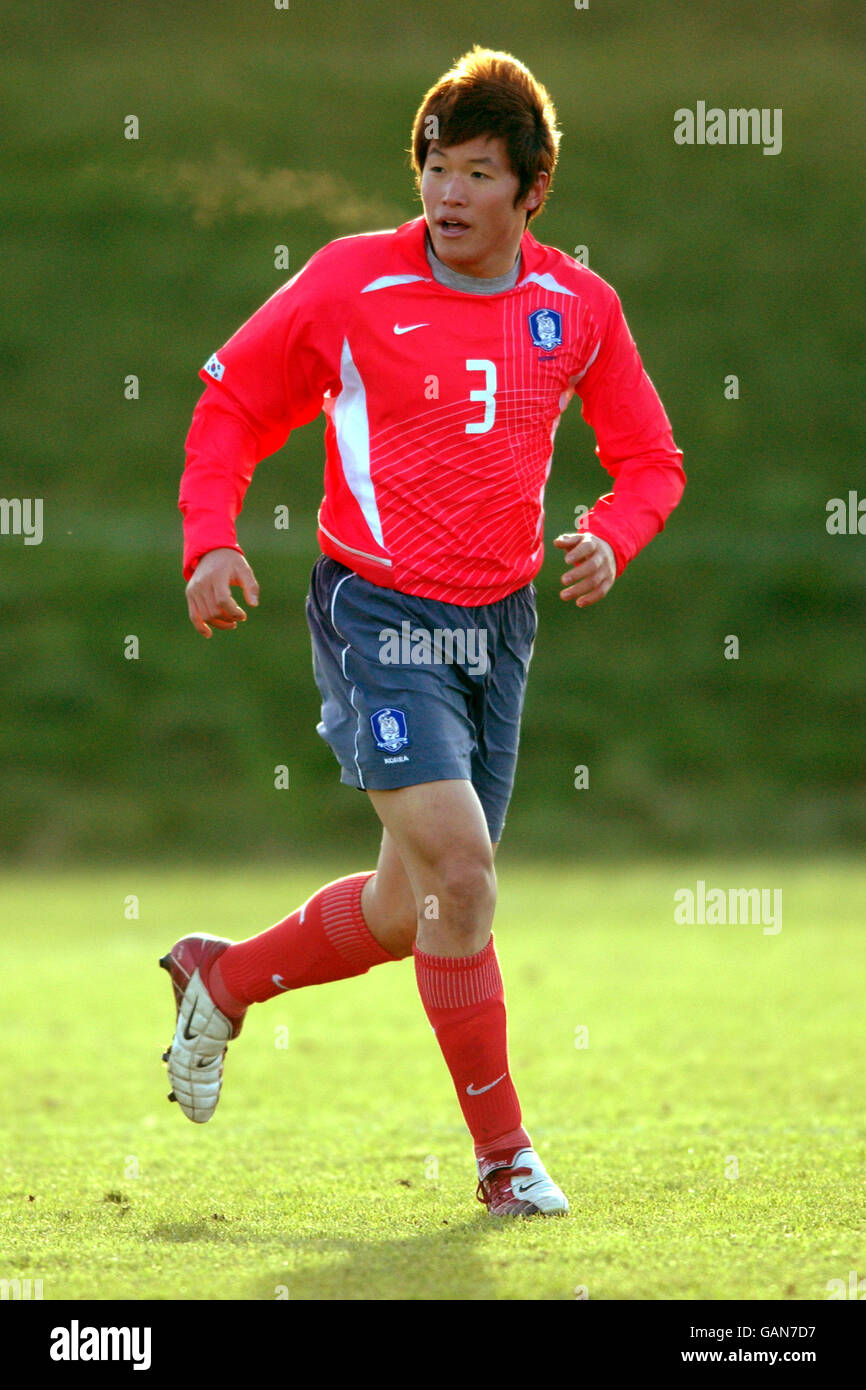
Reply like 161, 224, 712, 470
304, 555, 537, 843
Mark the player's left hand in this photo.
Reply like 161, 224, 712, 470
553, 531, 617, 608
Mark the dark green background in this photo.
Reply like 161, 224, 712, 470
2, 0, 863, 862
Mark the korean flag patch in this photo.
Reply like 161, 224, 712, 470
370, 707, 409, 752
527, 307, 563, 351
203, 352, 225, 382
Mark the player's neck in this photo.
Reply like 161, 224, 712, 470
425, 233, 522, 295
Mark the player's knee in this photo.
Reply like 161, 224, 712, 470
432, 853, 497, 926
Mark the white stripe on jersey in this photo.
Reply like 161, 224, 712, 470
333, 338, 385, 547
318, 521, 392, 567
569, 339, 601, 385
516, 271, 578, 297
361, 274, 430, 294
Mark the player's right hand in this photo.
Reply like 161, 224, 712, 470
185, 547, 260, 638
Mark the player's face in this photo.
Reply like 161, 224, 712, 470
421, 135, 547, 278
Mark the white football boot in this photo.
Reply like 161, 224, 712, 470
158, 934, 245, 1123
476, 1146, 569, 1217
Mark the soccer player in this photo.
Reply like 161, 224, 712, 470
162, 47, 685, 1218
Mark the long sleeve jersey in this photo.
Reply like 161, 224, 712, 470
179, 215, 685, 604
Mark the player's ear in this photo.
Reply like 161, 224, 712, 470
524, 170, 550, 217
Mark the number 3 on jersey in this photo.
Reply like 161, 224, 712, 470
465, 358, 497, 435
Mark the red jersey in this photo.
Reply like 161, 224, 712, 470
180, 215, 684, 604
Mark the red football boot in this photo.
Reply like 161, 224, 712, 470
159, 934, 245, 1123
476, 1147, 569, 1217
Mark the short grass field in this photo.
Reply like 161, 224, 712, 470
1, 859, 864, 1302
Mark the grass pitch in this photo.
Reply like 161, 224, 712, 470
1, 860, 863, 1301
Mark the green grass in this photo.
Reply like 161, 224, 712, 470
1, 860, 864, 1300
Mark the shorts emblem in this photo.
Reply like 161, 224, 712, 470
370, 707, 409, 752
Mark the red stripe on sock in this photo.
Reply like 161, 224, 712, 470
414, 942, 503, 1010
321, 876, 390, 971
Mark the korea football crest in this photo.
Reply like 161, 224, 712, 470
527, 307, 563, 351
370, 706, 409, 752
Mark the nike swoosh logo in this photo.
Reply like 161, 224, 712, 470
195, 1057, 212, 1069
182, 1012, 198, 1041
466, 1073, 507, 1096
515, 1179, 543, 1195
393, 323, 429, 335
272, 974, 290, 991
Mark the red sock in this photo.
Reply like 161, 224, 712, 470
209, 871, 399, 1013
413, 934, 531, 1161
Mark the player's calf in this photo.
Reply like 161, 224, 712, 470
360, 871, 418, 959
